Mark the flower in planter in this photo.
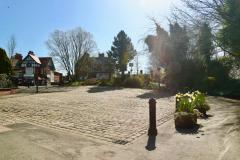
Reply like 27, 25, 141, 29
192, 91, 210, 115
174, 90, 210, 129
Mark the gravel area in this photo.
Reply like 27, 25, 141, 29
0, 86, 175, 144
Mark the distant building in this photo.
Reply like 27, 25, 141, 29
90, 53, 113, 80
11, 53, 24, 78
39, 57, 55, 83
11, 51, 62, 85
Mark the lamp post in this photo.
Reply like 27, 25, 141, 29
129, 63, 133, 75
33, 63, 40, 93
157, 67, 161, 89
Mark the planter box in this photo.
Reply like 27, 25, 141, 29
174, 112, 197, 129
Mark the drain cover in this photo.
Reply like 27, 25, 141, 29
112, 140, 129, 145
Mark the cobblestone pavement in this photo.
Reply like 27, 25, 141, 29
0, 86, 175, 144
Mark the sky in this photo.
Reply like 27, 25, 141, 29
0, 0, 180, 73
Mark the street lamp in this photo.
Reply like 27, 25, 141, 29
32, 63, 40, 93
157, 66, 161, 89
129, 63, 133, 75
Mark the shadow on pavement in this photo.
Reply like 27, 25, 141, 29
175, 124, 202, 135
145, 135, 156, 151
137, 90, 174, 99
87, 86, 123, 93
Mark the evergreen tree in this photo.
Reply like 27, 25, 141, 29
0, 48, 12, 74
198, 22, 213, 64
169, 23, 189, 62
218, 0, 240, 57
108, 30, 136, 77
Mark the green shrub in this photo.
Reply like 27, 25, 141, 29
69, 81, 83, 86
146, 82, 159, 89
0, 74, 13, 88
202, 76, 217, 90
123, 76, 144, 88
112, 77, 123, 87
99, 79, 113, 86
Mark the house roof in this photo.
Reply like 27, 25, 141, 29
29, 54, 41, 64
39, 57, 51, 66
39, 57, 55, 71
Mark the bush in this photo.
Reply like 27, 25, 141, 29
202, 76, 217, 90
112, 77, 123, 87
69, 81, 83, 87
99, 79, 113, 86
123, 76, 144, 88
146, 82, 159, 89
165, 59, 206, 91
0, 74, 13, 88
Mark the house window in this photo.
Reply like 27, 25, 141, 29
27, 63, 32, 67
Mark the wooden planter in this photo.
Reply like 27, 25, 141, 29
174, 112, 197, 129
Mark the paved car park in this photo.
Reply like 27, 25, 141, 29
0, 86, 175, 144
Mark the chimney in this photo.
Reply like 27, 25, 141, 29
98, 53, 104, 58
14, 54, 23, 61
28, 51, 34, 55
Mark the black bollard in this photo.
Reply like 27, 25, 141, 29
148, 98, 157, 136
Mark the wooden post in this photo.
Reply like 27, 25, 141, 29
148, 98, 157, 136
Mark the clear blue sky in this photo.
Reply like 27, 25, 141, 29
0, 0, 180, 72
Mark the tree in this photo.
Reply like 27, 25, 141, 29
108, 30, 136, 78
145, 22, 194, 89
0, 48, 12, 74
7, 35, 16, 58
218, 0, 240, 57
145, 23, 170, 68
75, 52, 92, 80
173, 0, 240, 57
169, 23, 189, 62
46, 27, 96, 80
197, 22, 214, 64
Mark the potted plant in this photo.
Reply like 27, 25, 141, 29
175, 93, 197, 129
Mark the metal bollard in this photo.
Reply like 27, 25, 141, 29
148, 98, 158, 136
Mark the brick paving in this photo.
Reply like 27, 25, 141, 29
0, 86, 175, 144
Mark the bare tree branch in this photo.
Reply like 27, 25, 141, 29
46, 27, 96, 80
7, 35, 16, 58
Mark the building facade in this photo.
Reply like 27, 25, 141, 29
11, 51, 62, 85
90, 53, 113, 80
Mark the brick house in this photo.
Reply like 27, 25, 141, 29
90, 53, 113, 80
11, 51, 62, 85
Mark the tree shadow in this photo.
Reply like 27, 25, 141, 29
218, 97, 240, 105
87, 86, 123, 93
175, 124, 202, 134
137, 90, 175, 99
145, 135, 156, 151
